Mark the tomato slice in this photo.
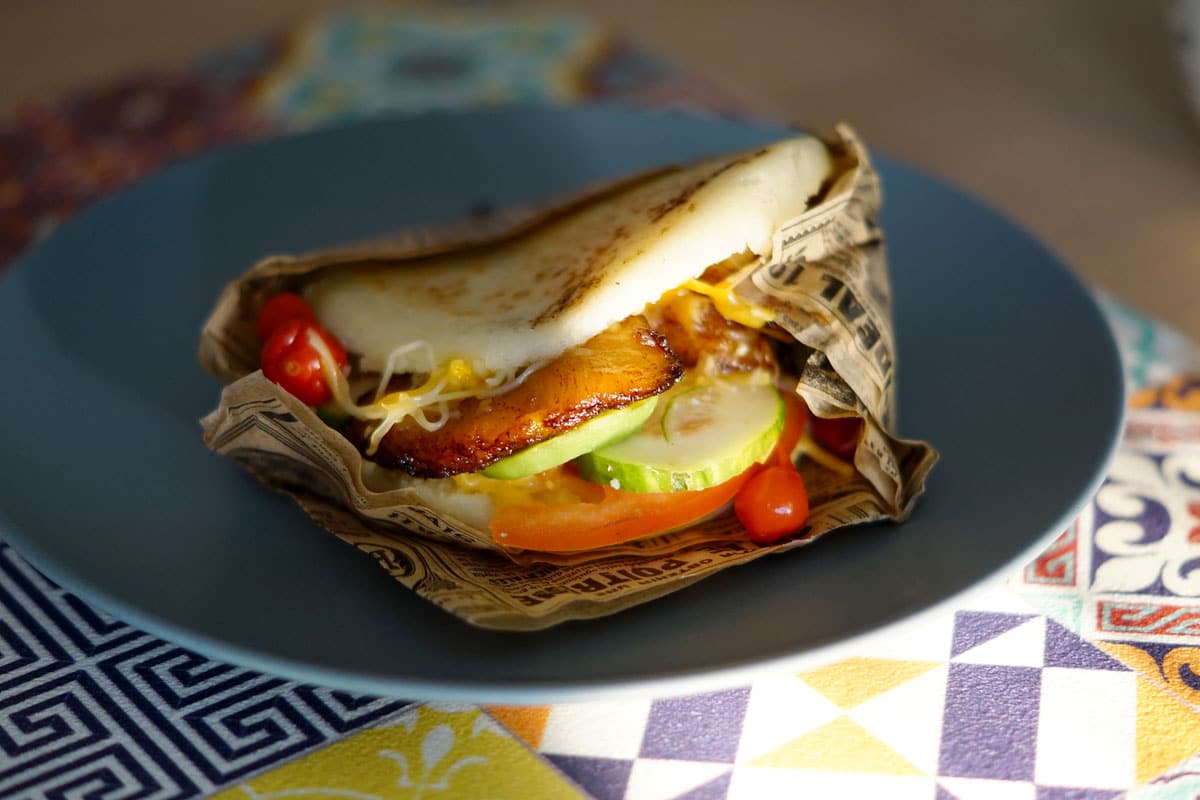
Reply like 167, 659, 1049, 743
490, 469, 753, 553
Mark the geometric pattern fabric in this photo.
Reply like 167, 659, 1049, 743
7, 7, 1200, 799
0, 542, 414, 799
497, 586, 1200, 799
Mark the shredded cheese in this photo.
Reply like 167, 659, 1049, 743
309, 330, 542, 455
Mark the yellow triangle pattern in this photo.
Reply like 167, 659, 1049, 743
799, 658, 940, 709
1137, 674, 1200, 783
751, 715, 922, 775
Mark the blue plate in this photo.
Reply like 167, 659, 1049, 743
0, 106, 1123, 702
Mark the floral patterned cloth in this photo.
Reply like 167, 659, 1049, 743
3, 7, 1200, 799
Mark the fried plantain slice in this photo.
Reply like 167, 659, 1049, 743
351, 316, 683, 478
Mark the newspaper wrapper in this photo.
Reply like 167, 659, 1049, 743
199, 125, 937, 630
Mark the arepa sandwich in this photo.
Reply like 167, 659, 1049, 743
200, 133, 876, 553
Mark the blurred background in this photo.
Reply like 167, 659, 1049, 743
4, 0, 1199, 340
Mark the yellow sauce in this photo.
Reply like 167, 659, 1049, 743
682, 277, 775, 329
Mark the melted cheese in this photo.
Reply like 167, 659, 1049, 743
682, 277, 775, 329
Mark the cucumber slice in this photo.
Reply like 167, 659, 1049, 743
577, 375, 784, 492
482, 395, 659, 480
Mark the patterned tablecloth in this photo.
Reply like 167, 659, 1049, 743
4, 8, 1200, 799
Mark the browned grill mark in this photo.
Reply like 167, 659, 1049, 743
530, 225, 628, 325
645, 150, 766, 223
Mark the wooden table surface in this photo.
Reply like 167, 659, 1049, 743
4, 0, 1199, 341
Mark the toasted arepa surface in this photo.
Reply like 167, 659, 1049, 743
306, 135, 832, 376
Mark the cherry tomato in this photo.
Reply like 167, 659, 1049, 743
809, 414, 863, 461
734, 464, 810, 544
256, 292, 315, 341
260, 319, 347, 406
